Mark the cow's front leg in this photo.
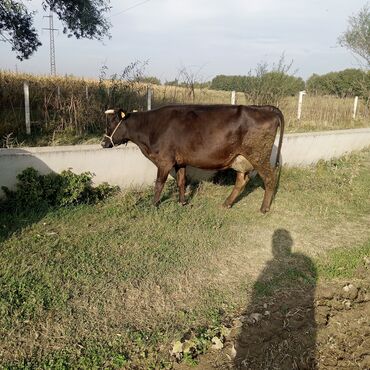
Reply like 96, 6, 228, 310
175, 166, 187, 205
153, 166, 171, 206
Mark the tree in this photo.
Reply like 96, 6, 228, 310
338, 3, 370, 68
0, 0, 111, 60
210, 55, 305, 104
176, 66, 207, 102
306, 69, 370, 98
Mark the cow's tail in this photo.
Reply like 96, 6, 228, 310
275, 109, 285, 168
273, 108, 284, 198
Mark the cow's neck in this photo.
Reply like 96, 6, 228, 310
125, 114, 152, 157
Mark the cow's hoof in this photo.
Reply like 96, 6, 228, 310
260, 206, 270, 214
222, 203, 232, 209
179, 201, 187, 206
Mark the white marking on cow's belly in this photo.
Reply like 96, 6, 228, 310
230, 155, 254, 173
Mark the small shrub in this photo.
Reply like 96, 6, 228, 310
1, 167, 118, 212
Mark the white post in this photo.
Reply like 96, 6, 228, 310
297, 90, 306, 120
147, 87, 152, 111
353, 96, 358, 119
231, 90, 236, 105
85, 85, 89, 100
23, 82, 31, 135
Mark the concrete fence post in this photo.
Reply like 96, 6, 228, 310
297, 90, 306, 120
147, 87, 152, 111
85, 85, 89, 100
231, 90, 236, 105
23, 82, 31, 135
353, 96, 358, 119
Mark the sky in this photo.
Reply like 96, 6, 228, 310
0, 0, 368, 82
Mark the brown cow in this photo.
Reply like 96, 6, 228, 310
101, 104, 284, 213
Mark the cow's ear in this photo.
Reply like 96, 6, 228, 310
117, 108, 127, 120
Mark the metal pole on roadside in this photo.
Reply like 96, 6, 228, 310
23, 82, 31, 135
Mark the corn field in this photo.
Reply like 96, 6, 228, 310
0, 70, 369, 147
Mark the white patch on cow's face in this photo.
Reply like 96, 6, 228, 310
104, 109, 115, 114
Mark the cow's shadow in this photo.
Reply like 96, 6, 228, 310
156, 144, 282, 206
165, 168, 276, 207
213, 169, 265, 205
210, 144, 282, 206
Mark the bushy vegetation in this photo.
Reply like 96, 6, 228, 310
1, 167, 118, 212
211, 72, 304, 96
306, 68, 370, 98
210, 58, 305, 105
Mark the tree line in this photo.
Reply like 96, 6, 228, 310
210, 72, 305, 96
210, 69, 369, 98
137, 68, 369, 101
306, 69, 370, 98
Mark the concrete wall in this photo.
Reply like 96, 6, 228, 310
281, 128, 370, 166
1, 128, 369, 196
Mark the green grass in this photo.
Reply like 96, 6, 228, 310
317, 238, 370, 279
251, 237, 370, 297
0, 149, 369, 368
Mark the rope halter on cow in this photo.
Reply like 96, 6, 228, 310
104, 109, 125, 147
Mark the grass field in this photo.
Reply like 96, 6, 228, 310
0, 149, 369, 368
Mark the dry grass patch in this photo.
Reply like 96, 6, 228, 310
1, 70, 369, 147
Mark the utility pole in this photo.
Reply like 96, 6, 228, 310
43, 11, 58, 76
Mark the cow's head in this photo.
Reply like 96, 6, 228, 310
101, 108, 128, 148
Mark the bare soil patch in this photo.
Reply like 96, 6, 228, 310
176, 275, 370, 370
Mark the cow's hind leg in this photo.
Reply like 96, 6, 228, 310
255, 162, 276, 213
153, 165, 172, 206
223, 171, 250, 208
175, 165, 187, 205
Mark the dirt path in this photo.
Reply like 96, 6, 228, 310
175, 275, 370, 370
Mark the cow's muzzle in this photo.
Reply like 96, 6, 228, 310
101, 138, 113, 148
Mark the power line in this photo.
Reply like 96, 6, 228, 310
111, 0, 152, 17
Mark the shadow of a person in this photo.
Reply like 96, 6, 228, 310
234, 229, 317, 370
